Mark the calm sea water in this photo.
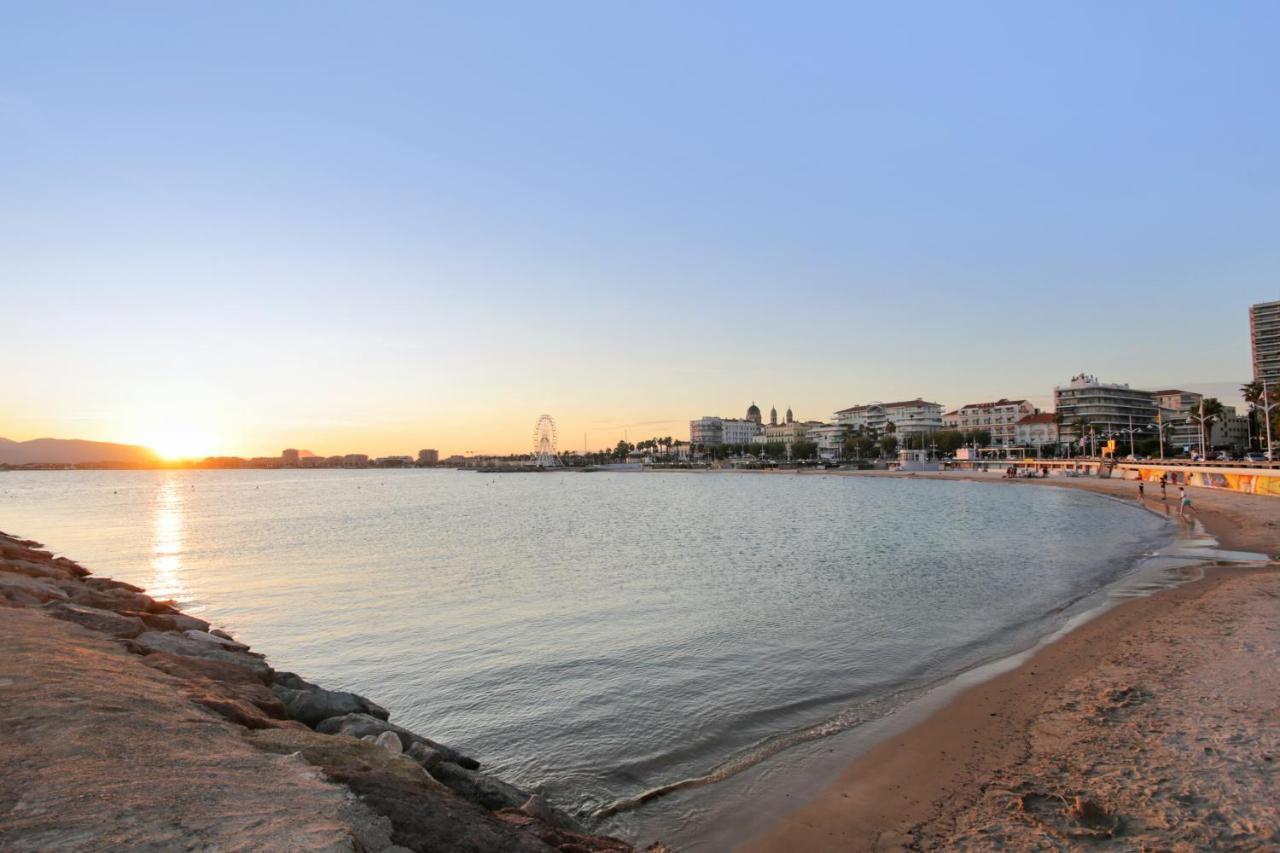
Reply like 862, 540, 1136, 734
1, 469, 1168, 846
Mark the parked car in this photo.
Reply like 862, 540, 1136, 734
1245, 452, 1267, 463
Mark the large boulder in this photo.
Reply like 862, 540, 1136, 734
181, 629, 250, 652
0, 572, 70, 606
132, 631, 272, 677
43, 601, 146, 638
271, 686, 390, 728
62, 584, 157, 615
272, 671, 318, 691
128, 610, 211, 633
140, 650, 274, 688
430, 761, 536, 813
315, 713, 479, 770
2, 559, 73, 583
246, 729, 554, 853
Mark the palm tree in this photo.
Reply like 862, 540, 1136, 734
1242, 382, 1264, 450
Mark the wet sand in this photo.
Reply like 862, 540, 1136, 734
744, 472, 1280, 851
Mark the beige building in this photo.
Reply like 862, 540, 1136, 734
943, 399, 1038, 447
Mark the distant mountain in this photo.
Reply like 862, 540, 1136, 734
0, 437, 159, 465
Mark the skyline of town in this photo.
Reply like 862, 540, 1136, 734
6, 299, 1275, 465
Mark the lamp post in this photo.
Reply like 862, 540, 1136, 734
1263, 378, 1277, 462
1185, 399, 1209, 461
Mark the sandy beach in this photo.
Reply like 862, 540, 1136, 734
745, 472, 1280, 851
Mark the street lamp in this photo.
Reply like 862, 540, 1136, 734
1185, 400, 1210, 460
1261, 378, 1278, 462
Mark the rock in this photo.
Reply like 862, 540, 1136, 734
0, 572, 71, 605
271, 687, 390, 728
182, 629, 250, 652
210, 628, 236, 641
407, 741, 444, 770
84, 577, 145, 594
495, 810, 636, 851
272, 671, 317, 691
63, 584, 156, 615
246, 729, 552, 853
51, 556, 90, 577
43, 601, 146, 638
430, 761, 534, 813
2, 559, 73, 583
315, 713, 479, 770
129, 611, 211, 633
374, 731, 403, 754
133, 631, 272, 676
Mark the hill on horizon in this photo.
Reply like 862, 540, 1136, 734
0, 437, 159, 466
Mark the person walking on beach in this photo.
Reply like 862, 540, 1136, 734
1179, 485, 1192, 518
1138, 479, 1145, 500
1160, 474, 1167, 501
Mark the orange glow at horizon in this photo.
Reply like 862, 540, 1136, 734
141, 421, 222, 461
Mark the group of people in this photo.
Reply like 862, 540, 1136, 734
1137, 473, 1193, 517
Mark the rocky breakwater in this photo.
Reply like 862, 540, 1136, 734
0, 531, 668, 852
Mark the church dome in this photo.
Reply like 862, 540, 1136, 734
746, 402, 762, 422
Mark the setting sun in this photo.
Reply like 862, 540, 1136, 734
142, 423, 219, 461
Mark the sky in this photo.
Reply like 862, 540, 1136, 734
2, 2, 1277, 458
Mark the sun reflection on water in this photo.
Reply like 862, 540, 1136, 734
150, 476, 188, 604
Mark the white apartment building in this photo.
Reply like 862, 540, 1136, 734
834, 398, 944, 442
802, 423, 846, 460
689, 416, 761, 447
1054, 374, 1157, 443
1013, 413, 1059, 450
942, 399, 1038, 447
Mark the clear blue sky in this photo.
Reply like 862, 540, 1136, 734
2, 2, 1277, 455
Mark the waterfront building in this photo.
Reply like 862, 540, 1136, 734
1156, 389, 1247, 453
760, 419, 818, 446
418, 449, 439, 465
690, 413, 762, 448
342, 454, 370, 468
1013, 413, 1059, 451
376, 456, 415, 467
1250, 300, 1280, 386
942, 399, 1037, 447
833, 398, 944, 443
807, 423, 846, 460
281, 448, 300, 466
1053, 374, 1156, 444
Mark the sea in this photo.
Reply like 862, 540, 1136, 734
0, 468, 1172, 848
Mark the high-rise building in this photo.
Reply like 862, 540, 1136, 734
281, 448, 300, 466
1053, 374, 1156, 443
1250, 300, 1280, 387
418, 449, 439, 465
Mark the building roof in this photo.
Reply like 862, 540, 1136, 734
1151, 389, 1190, 396
835, 398, 941, 414
957, 398, 1028, 409
1016, 413, 1057, 425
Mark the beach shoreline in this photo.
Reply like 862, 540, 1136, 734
0, 529, 668, 852
741, 471, 1280, 851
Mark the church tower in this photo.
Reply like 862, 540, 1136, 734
769, 406, 778, 426
785, 406, 794, 424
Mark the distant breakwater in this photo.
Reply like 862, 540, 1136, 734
0, 530, 669, 853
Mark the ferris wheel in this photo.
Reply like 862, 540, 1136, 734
532, 414, 559, 467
